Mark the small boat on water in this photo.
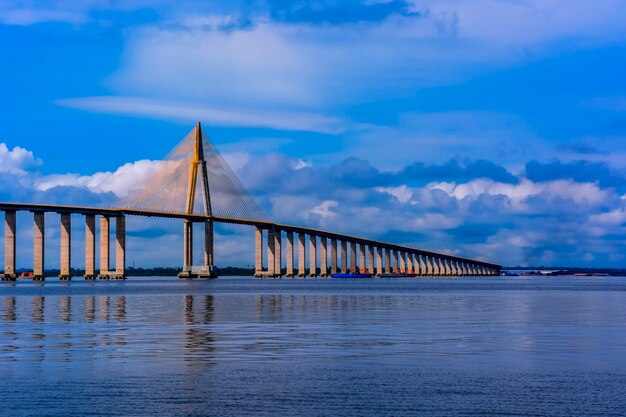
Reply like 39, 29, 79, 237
379, 273, 416, 278
331, 269, 373, 279
331, 273, 373, 278
379, 269, 417, 278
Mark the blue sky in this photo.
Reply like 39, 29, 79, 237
1, 0, 626, 268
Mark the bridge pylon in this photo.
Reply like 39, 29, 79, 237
178, 122, 216, 279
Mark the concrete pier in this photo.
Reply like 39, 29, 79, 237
384, 249, 391, 274
203, 220, 214, 277
3, 210, 16, 280
399, 252, 406, 273
367, 245, 374, 274
359, 243, 366, 272
350, 241, 357, 272
297, 233, 306, 277
254, 227, 263, 276
406, 253, 410, 275
114, 216, 125, 279
267, 227, 276, 277
320, 237, 327, 277
99, 215, 110, 279
376, 247, 383, 276
309, 234, 317, 276
286, 231, 294, 277
340, 240, 347, 273
274, 228, 281, 277
330, 238, 338, 274
33, 211, 45, 280
84, 215, 96, 279
59, 213, 72, 280
391, 250, 398, 272
425, 256, 432, 276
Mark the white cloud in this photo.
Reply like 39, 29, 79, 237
97, 1, 626, 115
0, 8, 86, 25
310, 200, 338, 219
375, 185, 414, 203
418, 0, 626, 47
35, 159, 160, 197
58, 96, 347, 134
0, 143, 42, 175
428, 178, 610, 209
292, 159, 312, 170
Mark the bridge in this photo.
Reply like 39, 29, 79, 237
0, 123, 501, 281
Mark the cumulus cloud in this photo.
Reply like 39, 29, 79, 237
310, 200, 338, 219
428, 179, 610, 210
0, 143, 41, 174
4, 136, 625, 267
35, 159, 160, 197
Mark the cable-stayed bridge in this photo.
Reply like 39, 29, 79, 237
0, 123, 501, 281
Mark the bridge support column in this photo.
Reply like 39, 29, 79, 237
59, 213, 72, 280
297, 233, 306, 277
358, 243, 366, 273
441, 258, 452, 277
100, 216, 110, 279
330, 238, 338, 275
33, 211, 45, 280
114, 216, 125, 279
384, 249, 391, 274
423, 256, 431, 276
84, 215, 96, 279
349, 241, 357, 272
178, 219, 194, 278
376, 247, 383, 276
254, 227, 263, 277
309, 235, 317, 277
273, 228, 281, 277
285, 231, 294, 277
399, 252, 406, 273
391, 250, 398, 273
267, 228, 276, 277
414, 254, 420, 275
407, 253, 414, 275
3, 210, 16, 280
202, 220, 215, 277
320, 237, 327, 277
340, 240, 347, 273
367, 245, 374, 275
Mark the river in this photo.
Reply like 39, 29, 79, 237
1, 276, 625, 416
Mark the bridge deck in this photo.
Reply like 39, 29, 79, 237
0, 202, 500, 269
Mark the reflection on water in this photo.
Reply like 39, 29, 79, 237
184, 295, 215, 365
85, 296, 95, 323
1, 277, 626, 416
1, 279, 626, 367
3, 296, 15, 321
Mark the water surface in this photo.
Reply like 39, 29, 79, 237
1, 276, 625, 416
